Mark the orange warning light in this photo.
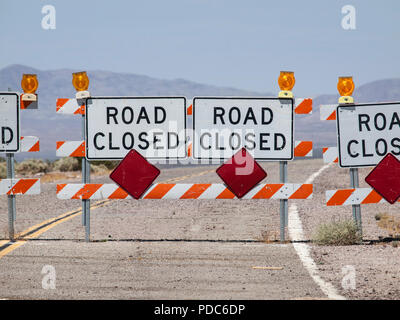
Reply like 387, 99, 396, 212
278, 71, 295, 91
337, 76, 354, 97
72, 71, 89, 92
21, 74, 38, 94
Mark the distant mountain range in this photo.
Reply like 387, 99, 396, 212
1, 64, 400, 160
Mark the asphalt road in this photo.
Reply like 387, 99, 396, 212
0, 160, 327, 299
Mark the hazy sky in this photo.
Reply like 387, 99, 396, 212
0, 0, 399, 96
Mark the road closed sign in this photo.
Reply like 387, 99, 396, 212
85, 97, 186, 160
0, 93, 20, 152
337, 102, 400, 167
192, 97, 294, 160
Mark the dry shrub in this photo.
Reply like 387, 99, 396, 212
0, 162, 6, 178
257, 230, 279, 243
91, 164, 109, 175
376, 213, 400, 238
313, 219, 361, 246
15, 159, 50, 175
53, 157, 81, 172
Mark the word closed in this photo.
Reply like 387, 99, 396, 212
85, 97, 186, 160
192, 97, 293, 160
337, 102, 400, 167
0, 93, 19, 152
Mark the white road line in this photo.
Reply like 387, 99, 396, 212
288, 163, 346, 300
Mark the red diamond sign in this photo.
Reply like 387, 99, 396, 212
216, 147, 267, 199
110, 149, 160, 199
365, 153, 400, 204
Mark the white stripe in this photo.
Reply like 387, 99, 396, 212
56, 141, 84, 157
20, 136, 39, 152
320, 104, 337, 120
323, 147, 338, 163
289, 162, 345, 300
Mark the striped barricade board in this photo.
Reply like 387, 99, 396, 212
0, 179, 40, 195
57, 183, 313, 200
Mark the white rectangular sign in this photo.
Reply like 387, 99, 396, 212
337, 102, 400, 167
85, 97, 187, 160
192, 97, 294, 160
0, 93, 20, 153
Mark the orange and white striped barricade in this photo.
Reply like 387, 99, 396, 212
20, 136, 40, 153
56, 97, 88, 231
325, 188, 396, 206
57, 183, 313, 200
322, 147, 338, 164
0, 179, 41, 195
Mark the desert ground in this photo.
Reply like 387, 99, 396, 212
0, 158, 399, 299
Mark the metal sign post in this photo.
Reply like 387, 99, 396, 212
279, 160, 288, 242
82, 112, 91, 241
6, 153, 15, 240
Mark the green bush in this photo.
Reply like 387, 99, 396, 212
313, 219, 362, 246
16, 159, 50, 175
53, 157, 81, 172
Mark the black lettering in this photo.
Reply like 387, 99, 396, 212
361, 140, 373, 157
155, 106, 166, 124
358, 114, 370, 132
137, 107, 150, 124
1, 127, 13, 144
374, 113, 386, 131
243, 108, 257, 125
262, 108, 273, 125
106, 107, 118, 124
259, 133, 270, 150
347, 140, 359, 158
167, 132, 179, 149
375, 138, 387, 156
389, 113, 400, 130
391, 138, 400, 155
138, 132, 149, 150
213, 107, 225, 125
200, 132, 212, 150
274, 133, 286, 151
153, 132, 163, 149
228, 107, 241, 125
93, 132, 105, 150
122, 132, 134, 149
109, 132, 119, 150
229, 132, 241, 150
122, 107, 134, 124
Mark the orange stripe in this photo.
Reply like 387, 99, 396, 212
7, 179, 37, 195
108, 187, 129, 199
294, 141, 312, 157
70, 142, 85, 157
326, 110, 336, 120
57, 184, 67, 193
361, 190, 382, 204
334, 158, 338, 163
188, 143, 192, 157
56, 98, 69, 111
74, 104, 85, 115
56, 141, 65, 149
187, 104, 192, 115
289, 184, 313, 199
326, 189, 354, 206
180, 184, 211, 199
71, 184, 102, 199
29, 141, 40, 152
216, 188, 235, 199
295, 98, 312, 114
253, 184, 284, 199
322, 147, 328, 154
143, 184, 175, 199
